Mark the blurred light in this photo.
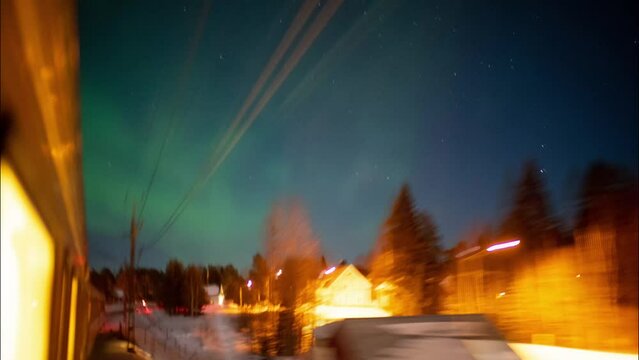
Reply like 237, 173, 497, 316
487, 239, 521, 252
496, 291, 506, 299
1, 161, 54, 360
276, 269, 282, 279
456, 246, 481, 258
142, 299, 147, 307
374, 282, 394, 291
247, 280, 253, 288
315, 305, 390, 320
576, 274, 581, 278
324, 266, 336, 275
66, 277, 78, 360
509, 343, 638, 360
72, 254, 86, 266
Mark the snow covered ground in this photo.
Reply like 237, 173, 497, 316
101, 305, 639, 360
509, 343, 639, 360
104, 303, 260, 360
138, 308, 259, 359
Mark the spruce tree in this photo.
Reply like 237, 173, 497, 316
370, 184, 442, 315
500, 161, 558, 252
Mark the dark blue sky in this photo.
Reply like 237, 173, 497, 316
80, 0, 638, 270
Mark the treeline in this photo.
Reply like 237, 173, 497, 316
457, 161, 637, 304
435, 160, 638, 351
90, 159, 636, 352
90, 261, 251, 315
362, 160, 637, 316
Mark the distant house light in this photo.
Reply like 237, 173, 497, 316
486, 240, 520, 252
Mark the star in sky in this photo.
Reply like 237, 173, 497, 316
79, 0, 638, 269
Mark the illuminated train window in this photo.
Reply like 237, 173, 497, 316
1, 160, 55, 360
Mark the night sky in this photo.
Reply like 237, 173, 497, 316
80, 0, 638, 270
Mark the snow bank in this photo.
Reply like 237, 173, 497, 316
134, 308, 260, 360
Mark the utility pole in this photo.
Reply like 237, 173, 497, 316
127, 205, 139, 353
122, 260, 128, 337
190, 277, 195, 316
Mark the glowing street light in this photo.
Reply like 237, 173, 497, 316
486, 239, 520, 252
324, 266, 336, 275
247, 280, 253, 289
275, 269, 282, 279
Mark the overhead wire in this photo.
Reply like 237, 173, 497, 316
202, 0, 320, 170
148, 0, 323, 247
137, 0, 213, 225
135, 0, 213, 262
146, 0, 345, 250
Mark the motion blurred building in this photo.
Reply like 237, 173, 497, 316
443, 231, 638, 352
314, 264, 389, 326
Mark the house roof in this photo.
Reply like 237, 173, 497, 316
318, 264, 369, 289
318, 265, 349, 288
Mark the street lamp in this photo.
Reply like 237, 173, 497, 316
239, 280, 253, 309
266, 269, 283, 308
241, 280, 253, 309
486, 240, 521, 252
461, 239, 521, 260
324, 266, 336, 275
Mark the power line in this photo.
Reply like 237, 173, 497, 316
149, 0, 321, 245
145, 0, 344, 250
147, 0, 320, 247
129, 76, 164, 213
136, 0, 213, 226
148, 0, 323, 245
203, 0, 320, 169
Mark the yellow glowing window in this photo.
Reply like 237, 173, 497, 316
1, 160, 55, 360
67, 276, 78, 360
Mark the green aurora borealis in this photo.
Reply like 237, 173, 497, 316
80, 0, 638, 269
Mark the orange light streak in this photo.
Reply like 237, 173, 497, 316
487, 240, 521, 252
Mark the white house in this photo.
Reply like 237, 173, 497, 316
204, 284, 224, 305
314, 264, 389, 325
